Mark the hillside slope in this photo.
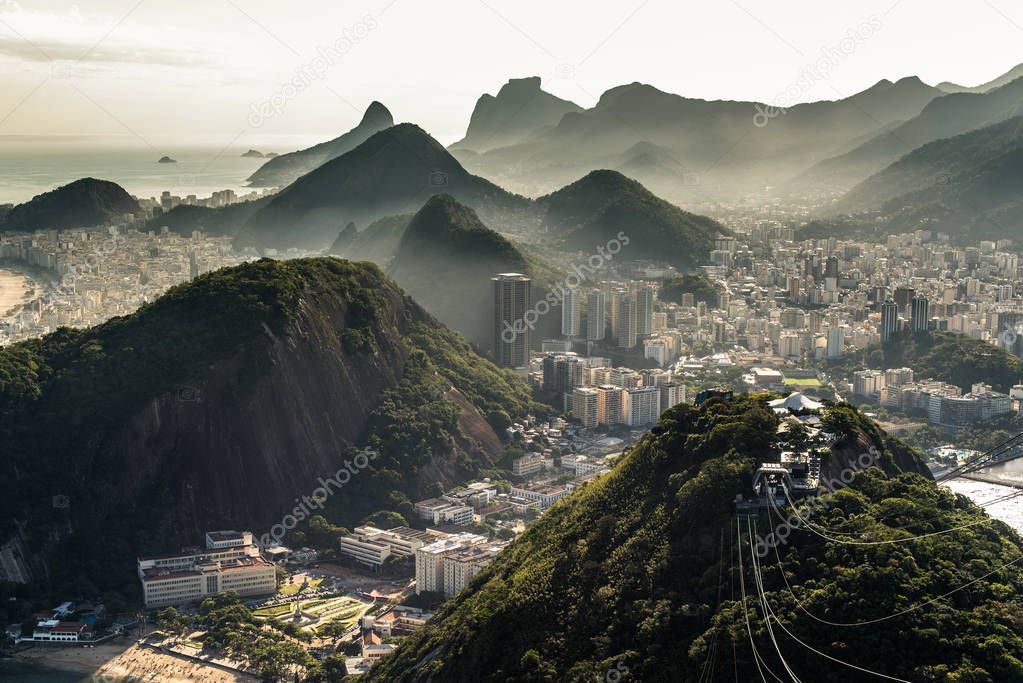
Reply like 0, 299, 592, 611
368, 396, 1023, 682
236, 124, 531, 251
0, 178, 140, 231
388, 194, 558, 351
831, 116, 1023, 240
800, 76, 1023, 193
0, 258, 539, 594
537, 170, 726, 268
246, 101, 394, 188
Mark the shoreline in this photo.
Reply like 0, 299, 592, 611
0, 263, 38, 319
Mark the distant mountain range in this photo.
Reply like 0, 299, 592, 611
0, 258, 539, 592
831, 116, 1023, 239
0, 178, 140, 232
235, 123, 531, 251
799, 73, 1023, 194
450, 75, 943, 199
450, 76, 582, 152
938, 63, 1023, 94
245, 101, 394, 188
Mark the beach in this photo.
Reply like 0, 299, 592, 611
2, 640, 256, 682
0, 268, 32, 318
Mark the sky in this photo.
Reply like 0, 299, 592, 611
0, 0, 1020, 150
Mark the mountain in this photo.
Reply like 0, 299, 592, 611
831, 116, 1023, 240
536, 170, 726, 267
0, 257, 541, 594
0, 178, 140, 232
800, 76, 1023, 193
454, 77, 941, 200
938, 62, 1023, 94
145, 196, 272, 237
388, 194, 550, 351
245, 101, 394, 188
450, 76, 582, 153
328, 214, 412, 267
367, 395, 1023, 682
235, 124, 531, 251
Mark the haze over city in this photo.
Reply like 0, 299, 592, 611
3, 1, 1023, 681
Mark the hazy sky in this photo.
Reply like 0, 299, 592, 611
0, 0, 1020, 148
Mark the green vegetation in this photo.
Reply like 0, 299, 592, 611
197, 593, 314, 679
823, 330, 1023, 392
0, 178, 140, 232
368, 396, 1023, 682
657, 273, 721, 306
0, 257, 545, 597
537, 170, 727, 268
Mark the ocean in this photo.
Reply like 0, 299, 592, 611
0, 134, 327, 205
944, 478, 1023, 533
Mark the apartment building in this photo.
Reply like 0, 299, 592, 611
414, 533, 488, 595
413, 499, 474, 526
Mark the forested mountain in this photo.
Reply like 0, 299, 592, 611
368, 395, 1023, 682
0, 258, 542, 596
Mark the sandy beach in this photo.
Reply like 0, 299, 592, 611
7, 641, 256, 682
0, 267, 32, 318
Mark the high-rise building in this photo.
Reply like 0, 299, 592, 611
911, 296, 930, 332
623, 387, 661, 426
562, 288, 581, 338
596, 385, 624, 425
610, 288, 627, 340
618, 296, 638, 348
586, 290, 605, 341
880, 299, 899, 344
659, 383, 686, 411
826, 326, 845, 359
570, 387, 599, 427
493, 273, 531, 368
636, 287, 654, 336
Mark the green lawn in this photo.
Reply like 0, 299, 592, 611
783, 377, 821, 386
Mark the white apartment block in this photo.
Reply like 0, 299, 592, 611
512, 452, 545, 477
413, 499, 474, 526
509, 484, 571, 511
138, 530, 276, 608
570, 387, 599, 428
414, 533, 488, 595
442, 544, 504, 597
624, 386, 661, 426
339, 526, 441, 568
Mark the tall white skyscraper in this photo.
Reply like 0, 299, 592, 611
618, 296, 638, 349
586, 290, 605, 341
562, 288, 581, 337
493, 273, 531, 368
636, 286, 654, 336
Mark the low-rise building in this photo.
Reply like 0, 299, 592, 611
138, 530, 276, 608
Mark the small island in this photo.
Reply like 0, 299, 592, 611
241, 149, 265, 158
157, 156, 177, 164
265, 152, 278, 158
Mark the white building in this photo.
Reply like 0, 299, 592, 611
623, 386, 661, 426
138, 530, 276, 608
414, 533, 488, 595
